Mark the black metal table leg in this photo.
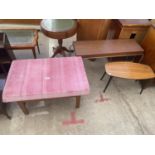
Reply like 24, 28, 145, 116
100, 72, 106, 80
139, 80, 145, 94
103, 76, 113, 93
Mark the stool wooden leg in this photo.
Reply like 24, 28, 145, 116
62, 50, 66, 57
103, 76, 113, 93
37, 41, 40, 54
62, 46, 74, 53
62, 46, 70, 52
32, 48, 37, 59
76, 96, 81, 108
100, 72, 106, 80
17, 102, 29, 115
52, 49, 60, 57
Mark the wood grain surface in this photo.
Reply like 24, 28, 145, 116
105, 61, 155, 80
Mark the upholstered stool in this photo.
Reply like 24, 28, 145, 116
2, 57, 90, 114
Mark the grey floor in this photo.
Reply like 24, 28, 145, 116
1, 32, 155, 135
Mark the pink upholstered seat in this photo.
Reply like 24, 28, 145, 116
2, 57, 89, 102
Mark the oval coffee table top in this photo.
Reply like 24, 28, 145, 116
40, 19, 77, 39
105, 62, 155, 80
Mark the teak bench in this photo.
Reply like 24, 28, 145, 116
73, 39, 144, 60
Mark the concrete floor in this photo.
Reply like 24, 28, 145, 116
1, 32, 155, 135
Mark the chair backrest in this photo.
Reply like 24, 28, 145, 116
0, 33, 15, 74
76, 19, 112, 41
0, 33, 16, 60
141, 24, 155, 72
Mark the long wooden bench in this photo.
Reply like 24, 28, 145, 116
73, 39, 144, 59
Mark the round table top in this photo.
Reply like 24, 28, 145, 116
40, 19, 77, 39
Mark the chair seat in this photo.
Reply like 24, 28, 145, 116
0, 29, 40, 58
105, 61, 155, 80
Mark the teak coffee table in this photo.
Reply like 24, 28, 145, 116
101, 61, 155, 94
2, 57, 89, 115
73, 39, 144, 60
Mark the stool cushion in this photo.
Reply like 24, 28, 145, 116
2, 57, 90, 102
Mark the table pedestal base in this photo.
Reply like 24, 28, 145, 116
52, 39, 73, 57
52, 46, 71, 57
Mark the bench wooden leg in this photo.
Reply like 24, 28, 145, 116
32, 48, 37, 59
17, 102, 29, 115
76, 96, 81, 108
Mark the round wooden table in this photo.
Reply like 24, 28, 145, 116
41, 19, 77, 57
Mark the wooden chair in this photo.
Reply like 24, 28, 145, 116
0, 32, 16, 75
0, 29, 40, 58
100, 61, 155, 94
